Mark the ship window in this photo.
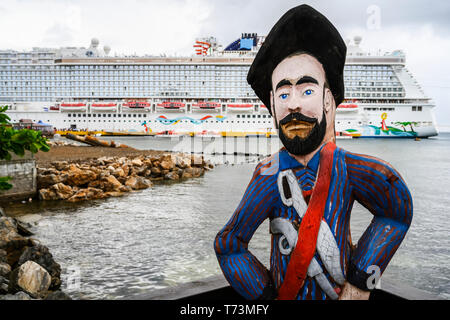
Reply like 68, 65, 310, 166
68, 114, 71, 117
412, 106, 417, 111
418, 106, 422, 111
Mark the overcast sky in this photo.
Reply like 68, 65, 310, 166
1, 0, 449, 126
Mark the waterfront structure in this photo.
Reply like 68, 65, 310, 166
1, 35, 438, 137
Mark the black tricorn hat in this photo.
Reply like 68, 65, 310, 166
247, 4, 347, 115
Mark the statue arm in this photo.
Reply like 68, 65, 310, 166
214, 158, 278, 300
345, 152, 413, 291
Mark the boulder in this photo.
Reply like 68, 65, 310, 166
39, 183, 74, 201
37, 173, 69, 189
44, 290, 72, 300
18, 245, 62, 290
66, 164, 97, 186
125, 176, 152, 190
175, 156, 191, 169
102, 175, 123, 192
121, 164, 130, 176
67, 187, 106, 202
0, 262, 11, 277
0, 291, 33, 300
0, 217, 33, 266
151, 166, 162, 176
181, 170, 193, 179
0, 275, 8, 294
50, 161, 69, 171
131, 158, 143, 167
165, 172, 180, 181
160, 157, 175, 170
11, 261, 51, 296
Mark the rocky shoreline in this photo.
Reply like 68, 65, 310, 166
37, 151, 213, 202
0, 207, 70, 300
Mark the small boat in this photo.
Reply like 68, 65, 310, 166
227, 104, 254, 112
156, 101, 186, 112
192, 102, 221, 111
337, 103, 359, 112
60, 103, 87, 112
123, 101, 151, 109
91, 103, 117, 112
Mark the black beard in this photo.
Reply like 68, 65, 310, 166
278, 111, 327, 156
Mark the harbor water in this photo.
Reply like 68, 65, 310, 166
5, 134, 450, 300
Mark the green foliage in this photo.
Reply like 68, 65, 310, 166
0, 176, 12, 190
0, 105, 50, 190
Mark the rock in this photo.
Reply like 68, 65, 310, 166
66, 164, 97, 186
53, 183, 74, 200
118, 185, 132, 193
131, 158, 143, 166
0, 275, 8, 294
112, 168, 126, 178
102, 175, 123, 192
44, 290, 72, 300
0, 262, 11, 277
104, 191, 125, 198
0, 291, 33, 300
125, 176, 152, 190
160, 157, 175, 170
67, 187, 105, 202
15, 214, 43, 225
39, 183, 74, 201
14, 261, 51, 296
181, 171, 193, 179
175, 156, 191, 169
0, 249, 7, 264
0, 217, 33, 266
151, 166, 162, 176
37, 173, 67, 188
51, 161, 69, 171
122, 164, 130, 176
165, 172, 180, 181
18, 245, 61, 290
0, 207, 5, 217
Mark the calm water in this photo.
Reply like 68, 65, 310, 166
5, 134, 450, 300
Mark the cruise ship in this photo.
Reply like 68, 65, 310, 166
0, 34, 438, 138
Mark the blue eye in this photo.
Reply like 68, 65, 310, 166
304, 89, 313, 96
280, 93, 289, 100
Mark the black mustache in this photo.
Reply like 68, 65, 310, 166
279, 112, 318, 126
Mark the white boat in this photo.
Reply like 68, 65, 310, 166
1, 35, 438, 138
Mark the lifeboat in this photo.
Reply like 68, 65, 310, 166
91, 103, 117, 112
260, 105, 269, 113
337, 103, 359, 112
157, 101, 186, 111
123, 101, 151, 110
227, 104, 254, 112
60, 103, 87, 112
192, 102, 221, 111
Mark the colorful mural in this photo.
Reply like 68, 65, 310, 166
155, 115, 227, 125
343, 113, 418, 137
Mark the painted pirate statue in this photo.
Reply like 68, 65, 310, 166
214, 4, 413, 300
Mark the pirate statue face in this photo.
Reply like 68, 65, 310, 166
270, 53, 335, 156
247, 4, 346, 158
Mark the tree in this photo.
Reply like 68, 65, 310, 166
0, 105, 50, 190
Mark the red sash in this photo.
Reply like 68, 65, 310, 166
277, 142, 337, 300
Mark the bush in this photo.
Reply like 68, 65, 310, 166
0, 105, 50, 190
